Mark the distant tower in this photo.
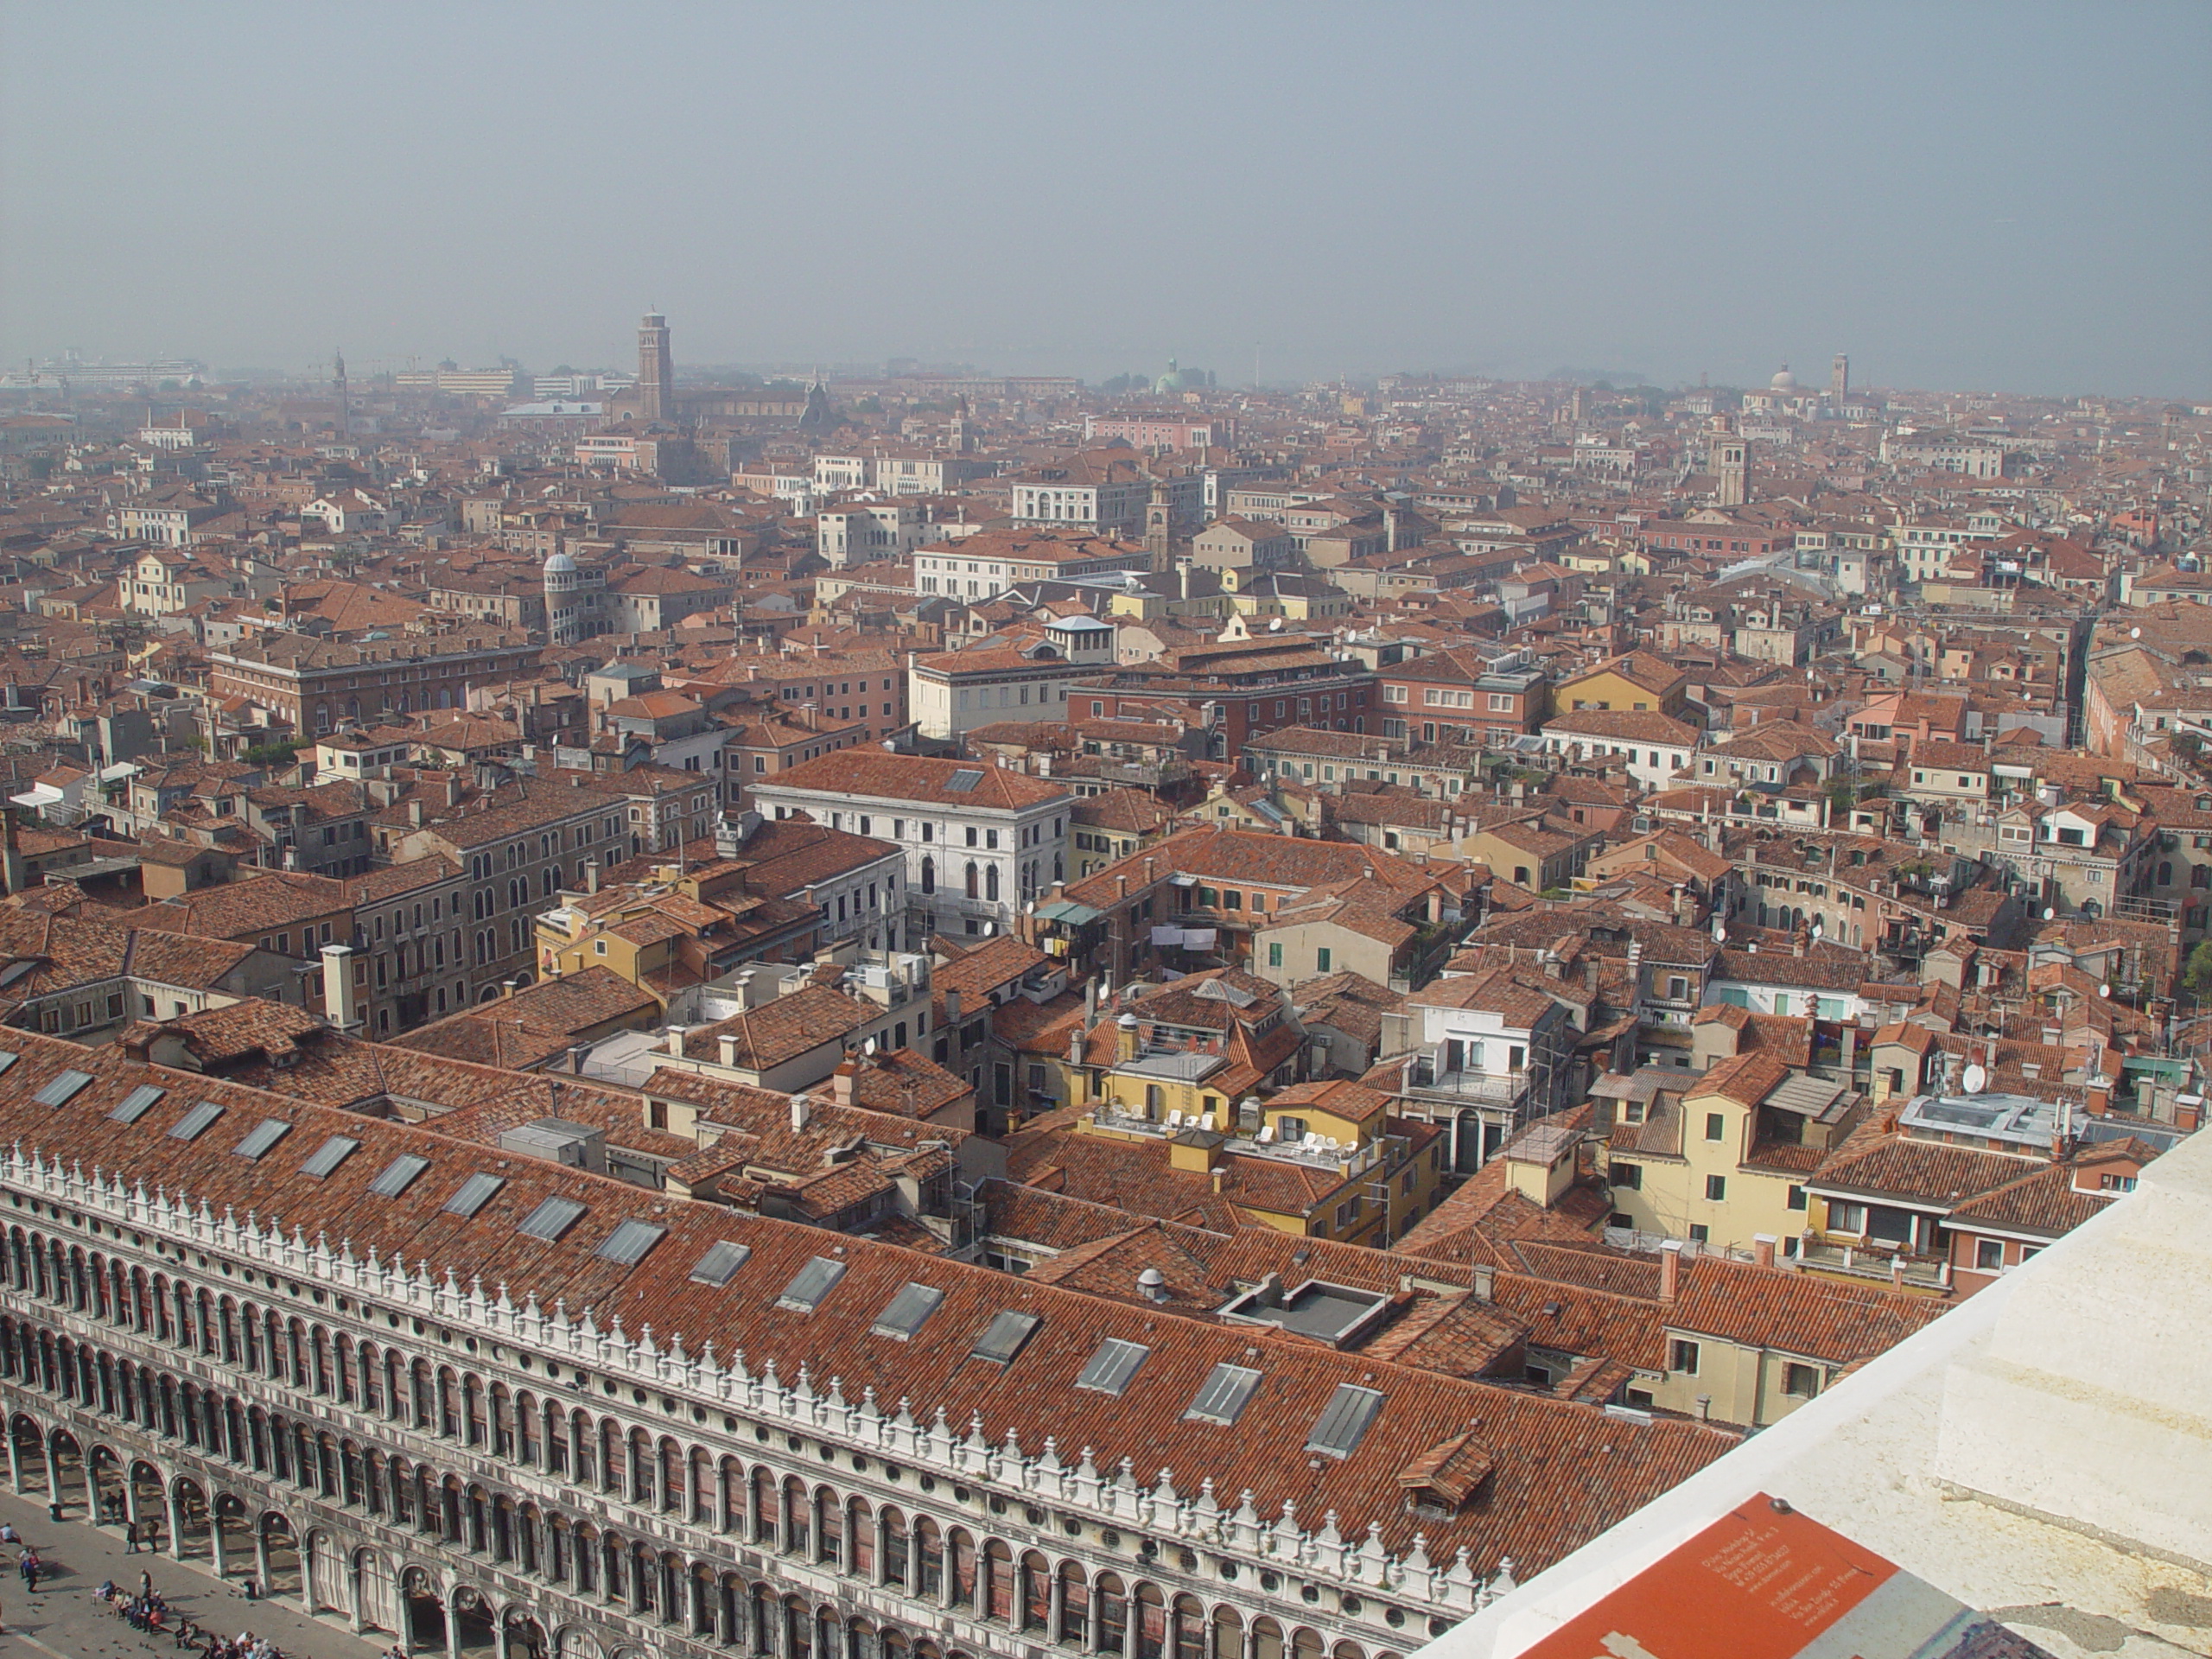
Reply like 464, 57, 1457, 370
1709, 416, 1749, 507
1143, 482, 1173, 570
638, 311, 674, 423
950, 394, 973, 454
544, 549, 582, 646
1831, 353, 1850, 399
333, 349, 349, 437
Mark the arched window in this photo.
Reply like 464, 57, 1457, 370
920, 858, 936, 895
986, 865, 1001, 902
965, 862, 980, 899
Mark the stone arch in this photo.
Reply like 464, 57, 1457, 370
258, 1507, 302, 1594
169, 1474, 213, 1562
1289, 1628, 1325, 1659
501, 1605, 551, 1659
10, 1410, 49, 1497
451, 1583, 498, 1656
87, 1441, 128, 1529
402, 1565, 448, 1656
550, 1626, 601, 1659
1210, 1602, 1245, 1659
1250, 1612, 1286, 1659
1097, 1572, 1130, 1656
1056, 1560, 1091, 1646
212, 1491, 254, 1581
1135, 1580, 1168, 1659
1171, 1593, 1207, 1659
353, 1547, 400, 1636
1017, 1548, 1051, 1634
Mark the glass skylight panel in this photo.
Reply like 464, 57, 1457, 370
518, 1196, 587, 1241
369, 1153, 431, 1198
1076, 1338, 1149, 1396
945, 768, 984, 792
1185, 1363, 1263, 1426
969, 1311, 1041, 1365
595, 1218, 665, 1264
109, 1084, 166, 1124
1305, 1383, 1384, 1458
168, 1101, 224, 1141
232, 1118, 293, 1160
689, 1240, 751, 1287
443, 1172, 506, 1217
300, 1135, 360, 1179
872, 1282, 945, 1340
777, 1255, 847, 1312
0, 1050, 18, 1076
34, 1069, 93, 1108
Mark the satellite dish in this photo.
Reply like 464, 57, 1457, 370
1810, 917, 1824, 938
2099, 983, 2110, 999
1712, 918, 1726, 942
2130, 626, 2141, 639
863, 1037, 878, 1056
1961, 1063, 1988, 1095
2043, 906, 2056, 921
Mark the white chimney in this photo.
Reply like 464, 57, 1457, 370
791, 1092, 811, 1132
663, 1025, 685, 1057
321, 943, 360, 1031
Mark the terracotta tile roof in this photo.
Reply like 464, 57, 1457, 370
767, 751, 1069, 810
1668, 1256, 1947, 1364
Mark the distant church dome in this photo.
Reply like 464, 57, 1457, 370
1770, 365, 1798, 392
1154, 357, 1190, 395
545, 550, 577, 575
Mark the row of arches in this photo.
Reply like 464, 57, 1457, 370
0, 1308, 1419, 1659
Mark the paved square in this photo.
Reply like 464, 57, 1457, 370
0, 1484, 385, 1659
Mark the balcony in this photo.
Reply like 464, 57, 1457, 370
1402, 1058, 1530, 1105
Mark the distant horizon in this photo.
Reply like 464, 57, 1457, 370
5, 2, 2205, 402
13, 347, 2196, 407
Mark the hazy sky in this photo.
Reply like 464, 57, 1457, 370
3, 2, 2207, 395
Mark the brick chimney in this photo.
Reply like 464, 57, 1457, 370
1752, 1234, 1776, 1270
830, 1059, 858, 1108
1658, 1238, 1681, 1303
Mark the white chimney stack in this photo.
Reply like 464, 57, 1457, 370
321, 944, 360, 1031
791, 1093, 811, 1132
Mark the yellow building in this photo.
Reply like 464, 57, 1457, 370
1036, 973, 1449, 1243
1643, 1243, 1947, 1426
1601, 1052, 1863, 1252
1554, 649, 1691, 718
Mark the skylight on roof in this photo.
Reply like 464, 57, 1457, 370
1305, 1383, 1384, 1459
300, 1135, 359, 1179
34, 1069, 93, 1108
777, 1255, 847, 1312
233, 1118, 293, 1161
518, 1196, 587, 1241
0, 1050, 18, 1076
595, 1218, 665, 1264
1185, 1362, 1263, 1426
945, 768, 984, 792
1077, 1337, 1149, 1396
369, 1153, 430, 1198
109, 1084, 165, 1124
689, 1240, 751, 1287
872, 1282, 944, 1341
444, 1172, 506, 1217
168, 1101, 224, 1141
969, 1310, 1041, 1365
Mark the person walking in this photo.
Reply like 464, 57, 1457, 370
140, 1565, 154, 1599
